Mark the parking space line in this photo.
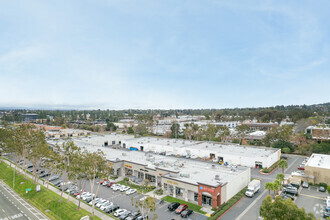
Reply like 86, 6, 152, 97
300, 193, 326, 200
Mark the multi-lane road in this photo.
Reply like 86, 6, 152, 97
0, 180, 49, 220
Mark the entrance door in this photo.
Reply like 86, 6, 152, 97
140, 146, 144, 151
104, 142, 108, 146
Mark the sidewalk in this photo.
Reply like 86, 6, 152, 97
1, 159, 114, 220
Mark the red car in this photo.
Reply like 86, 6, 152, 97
99, 179, 109, 185
106, 182, 116, 187
298, 166, 305, 170
175, 204, 188, 214
73, 190, 85, 197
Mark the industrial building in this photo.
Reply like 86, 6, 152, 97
304, 154, 330, 185
121, 137, 281, 168
47, 135, 250, 209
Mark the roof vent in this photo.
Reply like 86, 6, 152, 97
212, 164, 216, 169
206, 146, 208, 148
215, 175, 220, 180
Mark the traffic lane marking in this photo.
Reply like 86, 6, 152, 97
299, 193, 327, 200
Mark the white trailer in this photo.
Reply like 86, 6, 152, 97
245, 179, 261, 197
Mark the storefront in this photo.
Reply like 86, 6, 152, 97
198, 183, 221, 209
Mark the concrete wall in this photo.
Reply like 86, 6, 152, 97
305, 166, 330, 185
224, 168, 250, 202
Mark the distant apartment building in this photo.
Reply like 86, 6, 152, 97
22, 113, 38, 123
305, 125, 330, 140
242, 122, 278, 132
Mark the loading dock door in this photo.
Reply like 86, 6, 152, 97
210, 153, 215, 159
140, 146, 144, 151
104, 142, 108, 146
255, 161, 263, 169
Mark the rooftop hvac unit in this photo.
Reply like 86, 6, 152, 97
167, 143, 169, 145
212, 164, 216, 169
206, 146, 208, 148
215, 175, 220, 180
180, 173, 190, 178
122, 153, 127, 156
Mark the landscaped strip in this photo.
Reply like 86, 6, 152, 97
117, 179, 156, 193
259, 160, 280, 174
161, 195, 207, 214
0, 162, 101, 220
208, 186, 247, 220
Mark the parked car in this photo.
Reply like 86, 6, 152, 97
126, 189, 137, 195
49, 175, 60, 181
120, 186, 130, 192
114, 209, 127, 217
168, 202, 180, 211
106, 182, 116, 187
280, 192, 294, 200
105, 204, 120, 213
102, 181, 110, 186
125, 211, 140, 220
136, 215, 148, 220
175, 204, 188, 214
280, 155, 288, 160
100, 202, 113, 211
89, 198, 101, 206
302, 181, 309, 188
319, 186, 326, 192
284, 188, 298, 196
96, 199, 107, 208
298, 165, 305, 170
181, 209, 193, 218
290, 182, 300, 189
99, 179, 109, 185
119, 211, 131, 220
324, 209, 330, 218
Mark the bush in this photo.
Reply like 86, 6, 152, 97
327, 186, 330, 194
154, 188, 163, 195
319, 182, 327, 188
311, 142, 330, 154
282, 147, 291, 154
232, 139, 240, 144
261, 160, 279, 173
272, 140, 294, 152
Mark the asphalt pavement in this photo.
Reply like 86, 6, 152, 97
0, 180, 49, 220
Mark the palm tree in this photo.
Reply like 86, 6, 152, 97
265, 182, 274, 196
276, 173, 284, 188
274, 179, 281, 196
278, 159, 288, 174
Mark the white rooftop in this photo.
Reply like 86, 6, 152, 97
305, 154, 330, 170
48, 137, 249, 187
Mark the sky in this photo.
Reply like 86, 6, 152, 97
0, 0, 329, 110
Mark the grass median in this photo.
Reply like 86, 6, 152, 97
117, 179, 156, 193
0, 161, 102, 220
161, 195, 207, 214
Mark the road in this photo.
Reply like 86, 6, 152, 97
0, 180, 49, 220
219, 154, 305, 220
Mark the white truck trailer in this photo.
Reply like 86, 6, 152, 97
245, 179, 261, 198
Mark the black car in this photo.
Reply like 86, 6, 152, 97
280, 192, 294, 201
319, 186, 326, 192
125, 212, 140, 220
181, 209, 193, 218
290, 182, 300, 190
280, 155, 288, 160
168, 202, 180, 211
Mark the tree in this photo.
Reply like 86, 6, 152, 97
55, 141, 80, 202
260, 195, 316, 220
236, 125, 250, 144
131, 194, 158, 220
84, 151, 112, 216
135, 123, 148, 136
105, 122, 117, 132
278, 159, 288, 174
218, 126, 230, 142
276, 173, 285, 187
273, 140, 294, 152
265, 182, 274, 196
127, 127, 134, 134
170, 122, 180, 138
205, 124, 219, 141
273, 180, 280, 197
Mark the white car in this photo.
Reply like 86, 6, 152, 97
100, 202, 113, 211
126, 189, 137, 195
120, 186, 130, 192
111, 184, 120, 189
96, 200, 108, 208
113, 185, 122, 191
114, 209, 127, 217
89, 198, 101, 206
77, 192, 88, 199
81, 192, 91, 200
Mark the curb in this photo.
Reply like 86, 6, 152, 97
216, 195, 246, 220
259, 166, 279, 175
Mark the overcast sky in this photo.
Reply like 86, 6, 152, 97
0, 0, 329, 109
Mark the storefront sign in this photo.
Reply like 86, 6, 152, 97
167, 180, 178, 185
125, 165, 132, 168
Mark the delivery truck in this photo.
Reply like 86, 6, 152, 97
245, 179, 261, 198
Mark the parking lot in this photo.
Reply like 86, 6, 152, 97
50, 178, 208, 220
296, 186, 329, 219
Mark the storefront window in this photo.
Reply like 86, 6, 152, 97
138, 171, 144, 179
202, 194, 212, 206
145, 174, 156, 182
164, 183, 168, 190
176, 187, 183, 197
125, 168, 132, 176
194, 193, 198, 202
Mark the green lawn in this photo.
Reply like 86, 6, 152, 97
117, 180, 156, 193
0, 161, 102, 220
161, 196, 207, 214
208, 186, 247, 220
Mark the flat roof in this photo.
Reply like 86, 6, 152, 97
48, 137, 249, 187
305, 154, 330, 170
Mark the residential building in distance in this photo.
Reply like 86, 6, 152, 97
305, 125, 330, 140
242, 122, 278, 132
22, 113, 38, 123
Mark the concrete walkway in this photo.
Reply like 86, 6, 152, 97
1, 159, 114, 220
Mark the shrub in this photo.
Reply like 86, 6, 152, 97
327, 186, 330, 194
319, 182, 327, 188
282, 147, 291, 154
154, 188, 163, 195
